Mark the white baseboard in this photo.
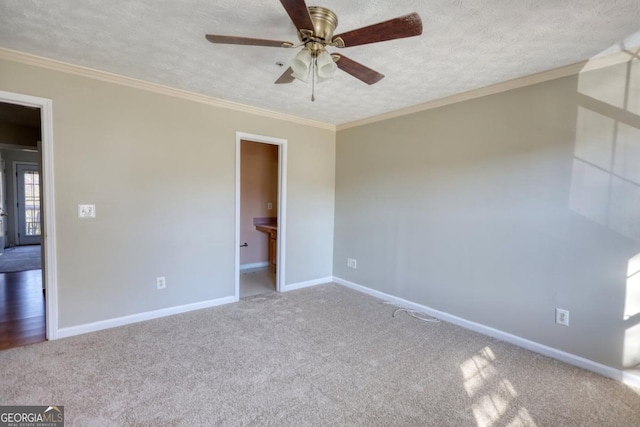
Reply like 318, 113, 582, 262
333, 276, 640, 389
282, 276, 333, 292
240, 262, 269, 271
57, 295, 237, 339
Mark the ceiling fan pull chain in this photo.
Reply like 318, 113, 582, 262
311, 54, 316, 102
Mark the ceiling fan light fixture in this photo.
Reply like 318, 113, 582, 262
206, 1, 423, 95
316, 50, 337, 82
290, 48, 312, 82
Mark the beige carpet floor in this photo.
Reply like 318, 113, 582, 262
1, 283, 638, 426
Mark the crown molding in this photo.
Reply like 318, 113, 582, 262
0, 47, 336, 132
2, 47, 635, 134
336, 50, 638, 131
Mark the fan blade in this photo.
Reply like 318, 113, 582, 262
275, 67, 295, 84
334, 54, 384, 85
280, 0, 314, 31
332, 13, 422, 47
206, 34, 293, 48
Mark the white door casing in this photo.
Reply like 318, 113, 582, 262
0, 90, 58, 340
0, 155, 6, 254
235, 132, 287, 300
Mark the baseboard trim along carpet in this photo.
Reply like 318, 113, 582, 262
282, 276, 333, 292
332, 276, 640, 389
57, 275, 333, 339
240, 262, 269, 271
57, 295, 237, 339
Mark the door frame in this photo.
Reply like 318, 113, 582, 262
13, 161, 41, 245
235, 132, 287, 300
0, 90, 58, 340
0, 155, 6, 255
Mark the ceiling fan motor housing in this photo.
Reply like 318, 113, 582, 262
301, 6, 339, 52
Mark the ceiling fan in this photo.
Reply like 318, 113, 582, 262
206, 0, 423, 100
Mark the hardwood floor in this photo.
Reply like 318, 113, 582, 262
0, 270, 45, 350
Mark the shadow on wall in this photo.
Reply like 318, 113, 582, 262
569, 46, 640, 370
333, 30, 640, 381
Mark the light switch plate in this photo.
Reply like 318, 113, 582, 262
78, 204, 96, 218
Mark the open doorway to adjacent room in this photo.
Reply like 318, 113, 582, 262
235, 132, 287, 299
239, 139, 279, 297
0, 101, 45, 350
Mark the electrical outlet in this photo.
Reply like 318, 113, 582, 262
78, 204, 96, 218
347, 258, 357, 269
267, 202, 273, 210
556, 308, 569, 326
156, 276, 166, 290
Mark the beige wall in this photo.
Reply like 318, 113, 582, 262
240, 140, 278, 265
0, 58, 335, 328
335, 60, 640, 372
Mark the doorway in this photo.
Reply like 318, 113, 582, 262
235, 132, 287, 300
0, 103, 44, 349
0, 157, 43, 273
15, 162, 42, 246
0, 90, 58, 347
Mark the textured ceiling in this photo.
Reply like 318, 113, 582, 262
1, 0, 639, 125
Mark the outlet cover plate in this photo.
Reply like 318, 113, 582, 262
78, 204, 96, 218
556, 308, 569, 326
